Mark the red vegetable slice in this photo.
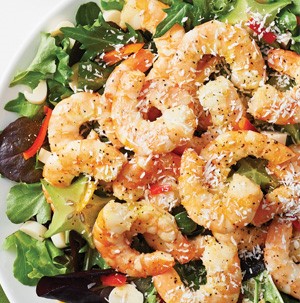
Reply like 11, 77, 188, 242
103, 43, 145, 66
292, 219, 300, 231
149, 183, 172, 195
23, 106, 52, 160
100, 273, 127, 287
248, 18, 277, 44
233, 117, 258, 132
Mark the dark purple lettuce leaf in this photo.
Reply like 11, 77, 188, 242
36, 269, 116, 303
0, 117, 43, 183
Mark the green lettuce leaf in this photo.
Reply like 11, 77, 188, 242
10, 33, 72, 89
174, 260, 206, 291
220, 0, 292, 24
280, 293, 300, 303
4, 93, 43, 118
6, 182, 51, 224
277, 10, 298, 32
154, 0, 291, 38
42, 176, 110, 247
193, 0, 236, 22
61, 25, 131, 53
233, 157, 279, 191
289, 0, 300, 15
3, 231, 70, 286
175, 211, 198, 235
291, 36, 300, 54
76, 2, 101, 26
133, 277, 158, 303
47, 79, 73, 103
70, 61, 114, 91
242, 270, 284, 303
53, 39, 73, 84
9, 71, 43, 90
61, 15, 141, 59
82, 246, 110, 270
154, 0, 192, 38
282, 124, 300, 144
100, 0, 125, 11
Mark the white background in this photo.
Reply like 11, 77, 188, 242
0, 0, 63, 83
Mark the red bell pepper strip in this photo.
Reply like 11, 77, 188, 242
233, 117, 258, 132
292, 219, 300, 231
103, 43, 145, 66
248, 18, 277, 44
149, 183, 172, 195
100, 273, 127, 287
23, 106, 52, 160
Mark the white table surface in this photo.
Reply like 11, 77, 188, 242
0, 0, 63, 83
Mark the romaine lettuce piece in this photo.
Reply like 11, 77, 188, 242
277, 10, 298, 32
220, 0, 292, 24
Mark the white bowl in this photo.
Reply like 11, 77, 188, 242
0, 0, 97, 302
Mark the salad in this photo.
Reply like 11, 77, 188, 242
0, 0, 300, 302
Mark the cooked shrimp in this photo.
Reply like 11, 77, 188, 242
213, 225, 268, 252
138, 78, 205, 137
147, 24, 186, 80
176, 76, 247, 155
252, 147, 300, 226
120, 0, 168, 33
113, 153, 181, 210
48, 92, 102, 152
198, 76, 246, 132
290, 229, 300, 263
43, 153, 75, 187
153, 236, 242, 303
92, 200, 193, 277
102, 48, 155, 148
104, 49, 154, 104
179, 131, 295, 233
254, 185, 300, 225
112, 70, 197, 155
200, 131, 295, 179
105, 49, 197, 155
248, 49, 300, 125
120, 0, 184, 78
142, 230, 194, 265
179, 150, 263, 234
169, 20, 266, 91
193, 55, 221, 86
137, 78, 196, 117
43, 93, 126, 187
112, 156, 150, 202
264, 217, 300, 299
174, 129, 217, 156
145, 175, 181, 211
268, 49, 300, 83
120, 0, 211, 122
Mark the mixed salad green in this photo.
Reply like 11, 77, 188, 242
0, 0, 300, 302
